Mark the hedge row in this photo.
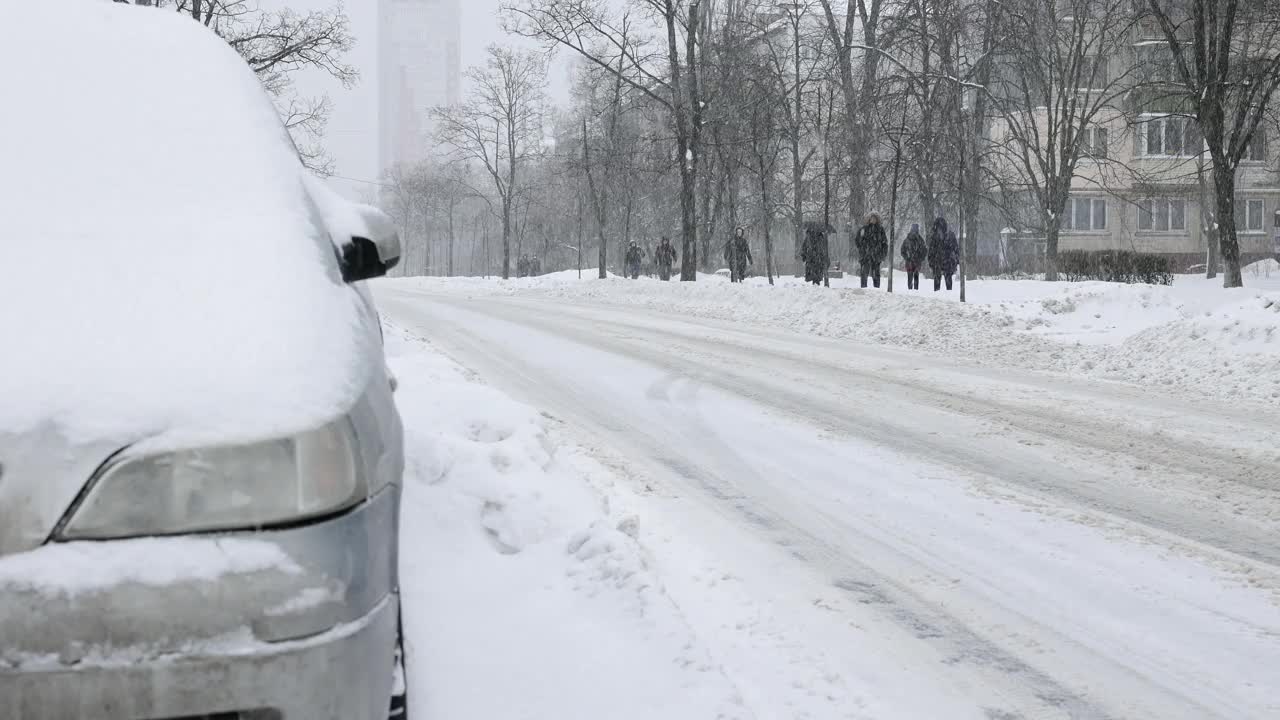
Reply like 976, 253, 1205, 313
1056, 249, 1174, 285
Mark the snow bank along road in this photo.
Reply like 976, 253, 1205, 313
377, 285, 1280, 720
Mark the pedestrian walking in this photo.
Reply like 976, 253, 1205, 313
900, 223, 928, 291
654, 236, 678, 281
724, 227, 753, 282
853, 213, 889, 289
800, 222, 829, 286
928, 217, 960, 291
624, 241, 644, 280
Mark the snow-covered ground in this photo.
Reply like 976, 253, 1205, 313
381, 271, 1280, 720
384, 259, 1280, 404
386, 328, 745, 718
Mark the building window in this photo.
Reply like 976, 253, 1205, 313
1079, 55, 1108, 89
1081, 126, 1109, 159
1064, 197, 1107, 231
1236, 198, 1265, 232
1135, 45, 1177, 83
1137, 198, 1186, 231
1137, 114, 1201, 157
1247, 130, 1266, 162
1136, 17, 1171, 42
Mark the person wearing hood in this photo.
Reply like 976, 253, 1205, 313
900, 223, 928, 290
654, 236, 678, 281
853, 213, 889, 289
724, 226, 753, 283
624, 241, 644, 280
928, 217, 960, 291
800, 222, 829, 286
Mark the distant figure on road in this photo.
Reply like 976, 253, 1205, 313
853, 213, 888, 289
624, 241, 644, 279
517, 254, 529, 278
655, 236, 678, 281
724, 227, 753, 283
901, 223, 928, 291
928, 217, 960, 291
800, 222, 829, 286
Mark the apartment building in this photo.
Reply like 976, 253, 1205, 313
1039, 18, 1280, 268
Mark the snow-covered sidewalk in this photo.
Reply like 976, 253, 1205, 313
386, 327, 745, 718
384, 259, 1280, 404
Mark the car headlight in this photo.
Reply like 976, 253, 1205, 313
59, 418, 362, 539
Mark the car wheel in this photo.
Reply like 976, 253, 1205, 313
389, 611, 408, 720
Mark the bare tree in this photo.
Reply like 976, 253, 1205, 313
819, 0, 889, 253
987, 0, 1136, 280
505, 0, 706, 280
576, 45, 637, 279
755, 1, 828, 271
1143, 0, 1280, 287
434, 46, 547, 280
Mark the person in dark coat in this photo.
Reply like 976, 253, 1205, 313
530, 256, 542, 277
853, 213, 889, 289
723, 227, 753, 282
624, 242, 644, 279
900, 223, 928, 290
517, 254, 529, 278
928, 217, 960, 291
800, 222, 829, 286
654, 236, 678, 281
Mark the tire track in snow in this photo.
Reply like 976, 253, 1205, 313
379, 289, 1280, 720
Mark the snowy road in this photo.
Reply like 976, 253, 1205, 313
378, 286, 1280, 720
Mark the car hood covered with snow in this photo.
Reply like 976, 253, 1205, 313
0, 3, 378, 553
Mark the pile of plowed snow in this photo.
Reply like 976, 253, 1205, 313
380, 270, 1280, 403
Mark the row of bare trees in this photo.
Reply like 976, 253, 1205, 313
383, 0, 1280, 288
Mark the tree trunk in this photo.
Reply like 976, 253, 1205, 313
447, 204, 456, 277
624, 194, 634, 253
1198, 159, 1218, 279
1045, 222, 1060, 281
501, 198, 512, 280
792, 137, 804, 272
821, 1, 867, 275
760, 162, 775, 285
678, 137, 698, 281
1212, 161, 1245, 288
888, 137, 902, 293
664, 0, 699, 281
584, 117, 610, 280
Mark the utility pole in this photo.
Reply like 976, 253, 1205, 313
958, 109, 968, 304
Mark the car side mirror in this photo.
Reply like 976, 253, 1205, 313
341, 205, 401, 283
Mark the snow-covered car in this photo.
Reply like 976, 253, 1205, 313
0, 4, 406, 720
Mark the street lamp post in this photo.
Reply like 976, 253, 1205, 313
561, 244, 581, 279
887, 103, 908, 294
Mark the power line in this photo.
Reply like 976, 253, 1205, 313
329, 174, 392, 188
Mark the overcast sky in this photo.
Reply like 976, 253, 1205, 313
288, 0, 571, 200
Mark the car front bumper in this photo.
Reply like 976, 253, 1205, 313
0, 488, 400, 720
